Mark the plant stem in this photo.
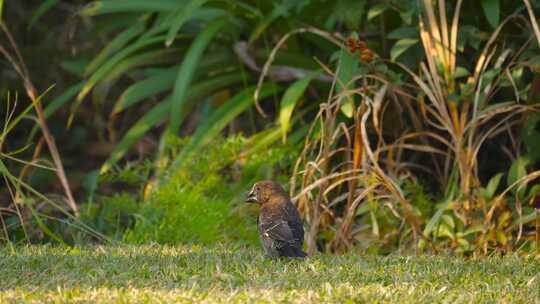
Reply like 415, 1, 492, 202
0, 22, 78, 216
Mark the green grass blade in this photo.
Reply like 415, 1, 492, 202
17, 84, 64, 143
27, 0, 58, 30
139, 11, 176, 40
116, 67, 232, 114
111, 51, 233, 115
73, 35, 167, 126
0, 85, 54, 149
112, 68, 177, 115
0, 159, 106, 243
165, 0, 207, 47
40, 82, 83, 120
170, 84, 279, 169
244, 127, 281, 154
336, 49, 359, 118
243, 124, 309, 157
78, 34, 167, 101
140, 7, 225, 41
422, 200, 452, 238
167, 18, 227, 135
114, 71, 243, 115
84, 20, 146, 77
279, 73, 316, 142
101, 100, 170, 173
0, 160, 65, 244
390, 38, 419, 61
481, 0, 500, 29
248, 3, 287, 43
2, 85, 54, 138
102, 73, 245, 172
81, 0, 180, 15
91, 48, 180, 106
103, 49, 180, 83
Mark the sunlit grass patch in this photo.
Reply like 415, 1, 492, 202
1, 245, 539, 303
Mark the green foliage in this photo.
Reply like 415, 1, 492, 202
336, 49, 359, 117
90, 136, 300, 245
124, 185, 230, 244
279, 74, 317, 142
404, 180, 434, 218
58, 0, 540, 174
481, 0, 500, 29
53, 0, 391, 172
168, 84, 280, 171
2, 0, 540, 256
0, 90, 105, 245
81, 193, 139, 240
167, 17, 227, 135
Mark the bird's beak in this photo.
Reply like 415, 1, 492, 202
245, 187, 258, 203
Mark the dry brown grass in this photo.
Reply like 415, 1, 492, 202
255, 0, 540, 255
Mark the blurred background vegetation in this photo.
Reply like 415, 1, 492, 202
1, 0, 540, 256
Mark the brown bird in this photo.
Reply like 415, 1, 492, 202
246, 180, 306, 258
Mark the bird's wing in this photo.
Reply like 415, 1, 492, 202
287, 217, 304, 245
258, 217, 298, 246
283, 203, 304, 244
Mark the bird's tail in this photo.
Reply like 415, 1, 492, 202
282, 246, 307, 258
295, 249, 307, 258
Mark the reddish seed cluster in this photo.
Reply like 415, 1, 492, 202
346, 36, 374, 63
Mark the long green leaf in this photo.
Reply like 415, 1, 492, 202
336, 49, 359, 118
170, 84, 279, 169
167, 18, 227, 134
100, 100, 169, 173
112, 51, 238, 115
85, 20, 146, 77
3, 86, 54, 140
103, 49, 180, 83
101, 74, 245, 172
27, 0, 58, 29
481, 0, 500, 29
0, 160, 65, 244
78, 35, 167, 101
279, 73, 316, 142
23, 84, 69, 142
244, 124, 309, 157
511, 211, 538, 229
367, 3, 388, 21
485, 173, 503, 199
112, 68, 177, 115
90, 48, 180, 107
390, 38, 419, 61
0, 157, 108, 242
81, 0, 180, 15
74, 35, 167, 122
113, 71, 243, 115
140, 8, 225, 41
244, 127, 281, 154
423, 200, 453, 237
508, 156, 531, 198
165, 0, 207, 47
112, 50, 236, 115
248, 3, 288, 43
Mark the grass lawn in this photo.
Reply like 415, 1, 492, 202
1, 245, 539, 303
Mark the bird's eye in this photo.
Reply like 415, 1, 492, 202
255, 186, 260, 192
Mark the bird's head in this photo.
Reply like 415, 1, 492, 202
246, 180, 287, 205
